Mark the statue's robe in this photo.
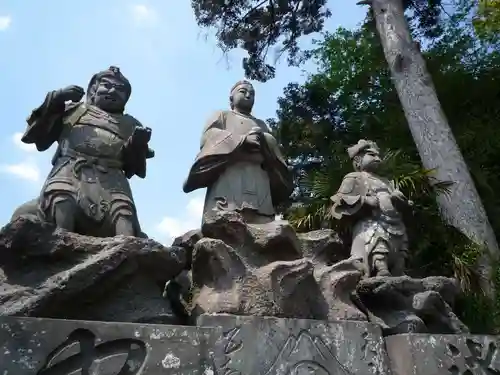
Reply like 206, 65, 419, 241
330, 171, 408, 276
21, 91, 148, 236
183, 110, 293, 222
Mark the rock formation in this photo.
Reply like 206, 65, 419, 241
166, 210, 469, 334
0, 217, 187, 324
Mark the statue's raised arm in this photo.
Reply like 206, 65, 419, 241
183, 80, 293, 224
23, 86, 85, 151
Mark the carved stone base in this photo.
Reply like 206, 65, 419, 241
2, 315, 496, 374
197, 313, 391, 375
385, 333, 500, 374
0, 314, 390, 374
0, 316, 216, 374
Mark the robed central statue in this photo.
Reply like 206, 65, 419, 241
18, 66, 153, 237
183, 80, 293, 224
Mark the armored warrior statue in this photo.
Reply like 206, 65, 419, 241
330, 140, 412, 277
20, 66, 154, 237
183, 80, 293, 224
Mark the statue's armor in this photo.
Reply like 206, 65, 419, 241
351, 172, 408, 269
40, 104, 138, 228
204, 110, 275, 218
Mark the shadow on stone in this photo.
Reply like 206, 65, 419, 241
355, 275, 469, 335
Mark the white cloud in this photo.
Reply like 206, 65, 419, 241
130, 4, 158, 27
12, 132, 36, 153
0, 16, 11, 31
0, 160, 40, 182
156, 194, 204, 245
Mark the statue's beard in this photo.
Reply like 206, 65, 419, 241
91, 95, 125, 113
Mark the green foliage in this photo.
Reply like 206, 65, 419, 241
269, 2, 500, 332
190, 0, 446, 81
191, 0, 331, 81
474, 0, 500, 42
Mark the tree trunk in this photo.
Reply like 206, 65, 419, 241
369, 0, 499, 296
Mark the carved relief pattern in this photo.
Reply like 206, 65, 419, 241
446, 338, 500, 375
37, 328, 147, 375
265, 330, 354, 375
218, 326, 243, 375
360, 330, 380, 375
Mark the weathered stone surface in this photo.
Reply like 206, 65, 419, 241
164, 270, 193, 324
0, 316, 216, 374
191, 237, 321, 319
201, 210, 302, 262
164, 230, 203, 324
314, 258, 367, 321
189, 210, 368, 321
385, 333, 500, 375
356, 275, 469, 335
297, 229, 347, 265
172, 212, 469, 333
0, 217, 187, 323
172, 229, 202, 264
172, 229, 203, 249
198, 313, 391, 375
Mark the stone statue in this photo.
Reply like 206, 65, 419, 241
183, 80, 293, 224
330, 140, 412, 277
19, 66, 154, 237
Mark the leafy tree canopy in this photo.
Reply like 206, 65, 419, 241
191, 0, 445, 81
474, 0, 500, 41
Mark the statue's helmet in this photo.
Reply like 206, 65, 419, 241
86, 66, 132, 102
347, 139, 380, 160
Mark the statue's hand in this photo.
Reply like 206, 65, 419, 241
130, 126, 152, 148
146, 147, 155, 159
364, 195, 378, 207
391, 189, 408, 202
391, 189, 413, 208
55, 85, 85, 103
121, 127, 152, 179
244, 132, 261, 150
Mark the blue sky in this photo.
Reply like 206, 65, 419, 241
0, 1, 366, 244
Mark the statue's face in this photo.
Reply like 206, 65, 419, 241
93, 76, 128, 112
360, 147, 382, 171
231, 83, 255, 113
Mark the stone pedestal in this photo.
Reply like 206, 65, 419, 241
385, 333, 500, 374
0, 316, 216, 374
0, 314, 391, 374
3, 315, 499, 374
198, 314, 391, 375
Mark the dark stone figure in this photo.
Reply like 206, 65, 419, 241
19, 66, 154, 237
183, 80, 293, 225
